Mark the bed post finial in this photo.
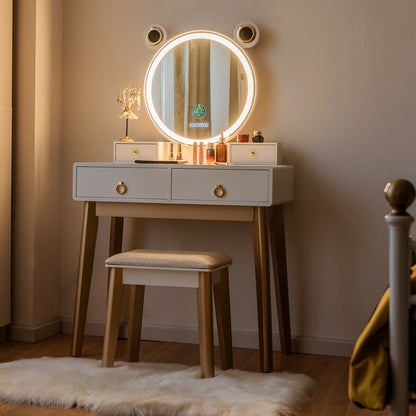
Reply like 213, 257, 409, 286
384, 179, 415, 216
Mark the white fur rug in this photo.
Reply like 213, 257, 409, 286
0, 357, 315, 416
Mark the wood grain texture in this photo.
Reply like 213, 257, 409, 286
1, 335, 416, 415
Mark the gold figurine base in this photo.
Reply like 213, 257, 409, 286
119, 136, 134, 142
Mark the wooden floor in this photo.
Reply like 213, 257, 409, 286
0, 334, 415, 416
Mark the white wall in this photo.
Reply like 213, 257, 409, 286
58, 0, 416, 355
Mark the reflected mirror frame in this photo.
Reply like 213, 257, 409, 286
144, 30, 256, 145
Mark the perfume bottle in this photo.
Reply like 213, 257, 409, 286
193, 141, 198, 164
199, 142, 205, 164
176, 143, 183, 160
252, 130, 264, 143
215, 135, 227, 163
168, 143, 174, 160
206, 143, 215, 165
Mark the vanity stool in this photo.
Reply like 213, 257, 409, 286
102, 249, 233, 378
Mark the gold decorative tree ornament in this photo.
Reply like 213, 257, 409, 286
117, 86, 141, 142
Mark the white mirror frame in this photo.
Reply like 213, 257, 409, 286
144, 30, 256, 145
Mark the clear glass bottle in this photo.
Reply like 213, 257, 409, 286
252, 130, 264, 143
176, 143, 183, 160
206, 143, 215, 165
168, 143, 174, 160
215, 135, 227, 163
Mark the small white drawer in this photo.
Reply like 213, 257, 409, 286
74, 165, 169, 201
113, 141, 171, 163
228, 142, 282, 165
171, 167, 270, 204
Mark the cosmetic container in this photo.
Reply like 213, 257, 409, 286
168, 143, 174, 160
176, 143, 183, 160
199, 142, 204, 164
206, 143, 215, 165
193, 142, 198, 164
252, 131, 264, 143
215, 135, 227, 163
237, 133, 249, 143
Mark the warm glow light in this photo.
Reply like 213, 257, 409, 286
144, 30, 256, 145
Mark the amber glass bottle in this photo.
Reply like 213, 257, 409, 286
215, 135, 227, 163
206, 143, 215, 165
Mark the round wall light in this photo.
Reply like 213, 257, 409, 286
234, 22, 260, 48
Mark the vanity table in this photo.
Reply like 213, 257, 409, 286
71, 28, 294, 372
72, 162, 294, 372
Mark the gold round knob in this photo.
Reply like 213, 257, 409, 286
249, 151, 255, 156
116, 181, 127, 195
213, 184, 226, 198
132, 150, 138, 155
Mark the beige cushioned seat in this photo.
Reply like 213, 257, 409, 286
105, 249, 232, 270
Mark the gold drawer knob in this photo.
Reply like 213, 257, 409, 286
132, 150, 138, 155
213, 184, 226, 198
116, 181, 127, 195
249, 151, 256, 156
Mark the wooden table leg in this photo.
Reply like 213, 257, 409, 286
252, 207, 273, 372
71, 201, 98, 356
109, 217, 124, 257
267, 205, 292, 354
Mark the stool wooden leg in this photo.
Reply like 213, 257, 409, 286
127, 285, 145, 362
197, 272, 215, 378
102, 268, 125, 367
213, 268, 233, 370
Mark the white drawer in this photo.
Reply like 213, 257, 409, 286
228, 142, 282, 165
171, 168, 270, 204
113, 141, 171, 162
74, 165, 169, 201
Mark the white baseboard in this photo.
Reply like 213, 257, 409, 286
8, 319, 61, 342
61, 318, 354, 357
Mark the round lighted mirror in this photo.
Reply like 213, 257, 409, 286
144, 30, 256, 145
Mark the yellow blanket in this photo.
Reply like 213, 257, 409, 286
348, 265, 416, 410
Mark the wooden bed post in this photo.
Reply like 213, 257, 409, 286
385, 179, 415, 416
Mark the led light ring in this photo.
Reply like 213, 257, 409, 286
144, 30, 256, 145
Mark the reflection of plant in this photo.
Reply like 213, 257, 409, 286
117, 86, 141, 141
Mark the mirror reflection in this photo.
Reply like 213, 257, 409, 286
152, 39, 248, 140
144, 31, 256, 145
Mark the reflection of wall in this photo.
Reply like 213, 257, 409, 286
0, 0, 12, 342
13, 1, 416, 355
210, 42, 230, 135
